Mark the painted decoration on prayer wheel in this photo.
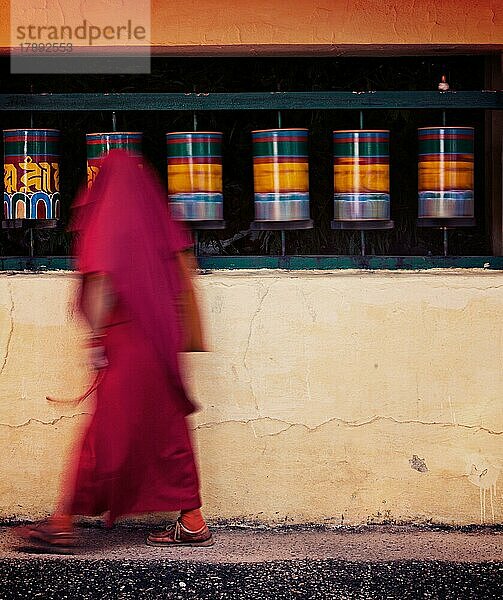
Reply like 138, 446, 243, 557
252, 128, 310, 221
3, 129, 60, 220
86, 132, 142, 187
166, 132, 223, 221
418, 127, 474, 219
333, 130, 390, 221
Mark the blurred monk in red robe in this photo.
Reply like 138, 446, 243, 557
16, 150, 213, 552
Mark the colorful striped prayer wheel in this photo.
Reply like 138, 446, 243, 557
252, 128, 310, 222
418, 127, 474, 219
3, 129, 60, 220
86, 132, 142, 187
333, 130, 390, 221
166, 132, 223, 222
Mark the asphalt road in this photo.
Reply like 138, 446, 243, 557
1, 526, 502, 599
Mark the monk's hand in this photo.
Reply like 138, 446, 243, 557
87, 333, 109, 370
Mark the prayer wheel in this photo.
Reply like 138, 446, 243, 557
166, 132, 223, 222
418, 127, 474, 220
252, 128, 310, 222
86, 132, 142, 187
332, 130, 390, 222
3, 129, 60, 220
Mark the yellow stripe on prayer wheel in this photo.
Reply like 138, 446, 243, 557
167, 163, 222, 195
253, 162, 309, 194
334, 163, 389, 194
418, 161, 473, 192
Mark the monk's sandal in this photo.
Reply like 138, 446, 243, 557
146, 519, 214, 547
13, 519, 77, 555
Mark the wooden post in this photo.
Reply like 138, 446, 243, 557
485, 53, 503, 256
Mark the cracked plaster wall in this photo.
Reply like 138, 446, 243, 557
0, 1, 502, 50
0, 270, 502, 525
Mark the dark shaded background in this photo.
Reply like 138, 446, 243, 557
0, 55, 488, 256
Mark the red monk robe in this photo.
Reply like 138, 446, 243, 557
70, 150, 201, 522
15, 150, 213, 552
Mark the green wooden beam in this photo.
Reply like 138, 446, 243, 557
198, 256, 503, 270
0, 91, 501, 111
0, 256, 75, 271
1, 256, 502, 271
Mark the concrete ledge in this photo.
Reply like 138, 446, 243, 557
2, 525, 503, 562
1, 527, 502, 599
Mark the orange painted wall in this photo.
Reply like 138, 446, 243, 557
0, 0, 502, 52
149, 0, 503, 48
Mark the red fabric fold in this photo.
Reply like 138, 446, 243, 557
72, 150, 195, 415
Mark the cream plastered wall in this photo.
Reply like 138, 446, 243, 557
0, 0, 502, 51
0, 270, 502, 525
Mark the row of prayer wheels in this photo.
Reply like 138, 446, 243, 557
3, 127, 475, 227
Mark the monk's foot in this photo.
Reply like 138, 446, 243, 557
146, 519, 214, 547
13, 518, 77, 555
